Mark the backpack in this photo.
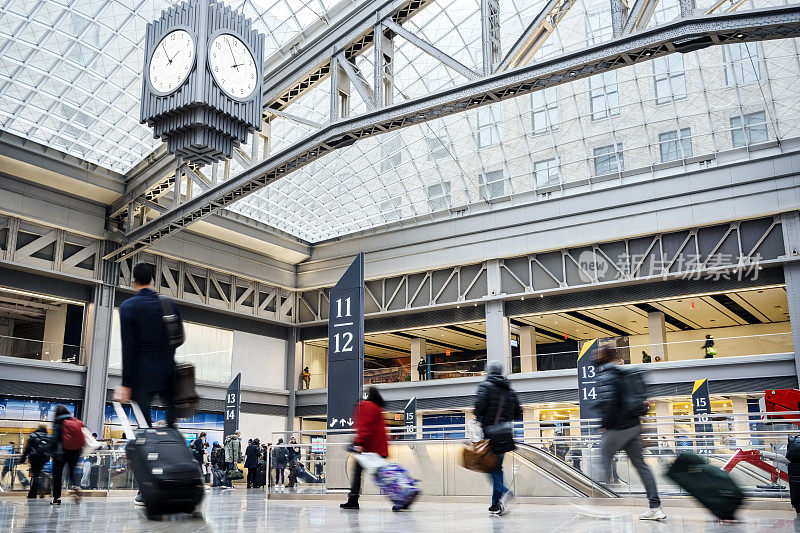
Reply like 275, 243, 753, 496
28, 432, 49, 458
213, 447, 225, 464
61, 418, 86, 451
611, 366, 649, 418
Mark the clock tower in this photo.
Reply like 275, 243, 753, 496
140, 0, 265, 165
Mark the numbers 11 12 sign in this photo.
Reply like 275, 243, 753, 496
326, 253, 365, 431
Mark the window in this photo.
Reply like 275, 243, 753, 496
724, 42, 760, 86
659, 128, 693, 162
531, 87, 558, 134
589, 72, 620, 120
653, 55, 686, 104
534, 158, 560, 188
477, 105, 501, 148
594, 144, 624, 176
730, 111, 768, 148
478, 170, 505, 200
426, 182, 451, 211
380, 135, 402, 172
379, 197, 402, 222
427, 136, 450, 160
585, 8, 612, 44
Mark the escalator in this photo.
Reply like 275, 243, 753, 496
512, 443, 618, 498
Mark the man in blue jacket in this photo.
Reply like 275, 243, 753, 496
114, 262, 180, 429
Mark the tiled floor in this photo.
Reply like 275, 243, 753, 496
1, 489, 798, 532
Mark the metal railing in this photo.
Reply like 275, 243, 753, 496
0, 334, 84, 365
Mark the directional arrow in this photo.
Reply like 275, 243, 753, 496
339, 419, 348, 427
347, 418, 354, 426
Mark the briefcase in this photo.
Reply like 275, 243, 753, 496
173, 362, 199, 418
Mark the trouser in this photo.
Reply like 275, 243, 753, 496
489, 453, 507, 506
275, 464, 286, 485
133, 388, 175, 427
27, 459, 45, 498
601, 425, 661, 509
52, 450, 80, 501
221, 462, 232, 487
247, 467, 257, 487
348, 461, 363, 499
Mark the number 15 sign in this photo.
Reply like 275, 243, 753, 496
327, 253, 365, 431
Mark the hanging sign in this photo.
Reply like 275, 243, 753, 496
224, 373, 241, 437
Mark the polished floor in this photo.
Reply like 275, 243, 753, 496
0, 489, 798, 532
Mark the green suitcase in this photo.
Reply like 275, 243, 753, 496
666, 452, 744, 520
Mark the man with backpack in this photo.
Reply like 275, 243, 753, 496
595, 346, 665, 521
20, 425, 50, 499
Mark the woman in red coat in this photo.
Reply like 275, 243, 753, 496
340, 386, 388, 509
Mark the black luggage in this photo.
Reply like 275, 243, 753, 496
37, 472, 52, 497
666, 452, 743, 520
789, 462, 800, 512
113, 402, 204, 518
255, 461, 267, 488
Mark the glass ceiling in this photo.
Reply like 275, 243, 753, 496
227, 0, 800, 242
2, 0, 799, 246
0, 0, 354, 173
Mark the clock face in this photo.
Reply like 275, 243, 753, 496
208, 33, 258, 100
148, 29, 195, 94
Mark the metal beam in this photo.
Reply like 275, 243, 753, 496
383, 19, 481, 80
336, 53, 376, 109
497, 0, 578, 71
622, 0, 660, 35
265, 108, 323, 129
104, 7, 800, 262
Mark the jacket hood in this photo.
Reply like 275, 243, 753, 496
485, 373, 510, 389
55, 414, 72, 423
224, 434, 238, 443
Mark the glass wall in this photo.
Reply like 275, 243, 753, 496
108, 310, 233, 383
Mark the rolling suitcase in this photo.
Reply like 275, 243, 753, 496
666, 452, 743, 520
256, 461, 267, 488
38, 472, 52, 497
355, 453, 420, 510
113, 401, 204, 518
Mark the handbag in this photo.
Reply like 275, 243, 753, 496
173, 362, 199, 418
461, 439, 498, 473
227, 467, 244, 480
484, 391, 516, 454
81, 427, 101, 456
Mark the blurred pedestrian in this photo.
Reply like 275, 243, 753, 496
595, 346, 665, 521
340, 387, 389, 510
473, 361, 522, 516
20, 425, 50, 499
48, 405, 85, 505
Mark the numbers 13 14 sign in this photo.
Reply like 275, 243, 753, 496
577, 340, 602, 427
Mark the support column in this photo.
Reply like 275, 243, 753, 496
519, 325, 537, 373
647, 311, 669, 362
654, 399, 674, 449
373, 23, 393, 108
730, 396, 751, 448
42, 304, 67, 362
480, 0, 501, 75
610, 0, 628, 37
410, 337, 425, 381
783, 212, 800, 386
330, 57, 350, 121
285, 327, 299, 432
523, 406, 540, 442
82, 250, 118, 435
486, 300, 511, 372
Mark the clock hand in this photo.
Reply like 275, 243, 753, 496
226, 39, 239, 72
161, 41, 172, 65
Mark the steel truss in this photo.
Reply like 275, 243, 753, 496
296, 215, 786, 324
0, 212, 788, 323
105, 5, 800, 261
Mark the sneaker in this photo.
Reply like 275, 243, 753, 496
488, 504, 502, 515
50, 499, 61, 506
134, 493, 146, 507
639, 507, 667, 521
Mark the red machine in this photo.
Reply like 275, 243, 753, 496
720, 389, 798, 483
764, 389, 800, 426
